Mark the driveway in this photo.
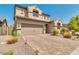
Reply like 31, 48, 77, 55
24, 34, 79, 55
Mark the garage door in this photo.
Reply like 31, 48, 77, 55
21, 23, 44, 35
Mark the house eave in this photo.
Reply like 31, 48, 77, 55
14, 15, 49, 23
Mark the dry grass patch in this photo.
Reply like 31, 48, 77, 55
34, 50, 39, 55
52, 29, 59, 35
6, 36, 18, 44
63, 32, 72, 38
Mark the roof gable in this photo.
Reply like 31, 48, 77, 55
0, 18, 7, 25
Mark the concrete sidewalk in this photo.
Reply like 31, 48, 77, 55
70, 47, 79, 55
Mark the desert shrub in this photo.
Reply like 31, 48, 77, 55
12, 30, 17, 37
52, 29, 59, 35
3, 50, 14, 55
35, 50, 39, 55
63, 31, 72, 38
60, 28, 67, 34
7, 37, 18, 44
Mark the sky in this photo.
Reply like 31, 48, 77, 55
0, 4, 79, 26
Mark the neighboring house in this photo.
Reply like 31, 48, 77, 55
48, 19, 63, 33
0, 18, 7, 35
63, 24, 68, 28
14, 5, 50, 35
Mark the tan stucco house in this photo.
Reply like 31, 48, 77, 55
0, 18, 7, 35
48, 19, 63, 32
14, 5, 50, 35
14, 5, 63, 35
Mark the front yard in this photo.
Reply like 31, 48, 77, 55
0, 34, 79, 55
0, 35, 35, 55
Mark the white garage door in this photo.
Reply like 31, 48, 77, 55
21, 23, 44, 35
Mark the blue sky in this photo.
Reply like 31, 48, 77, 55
0, 4, 79, 26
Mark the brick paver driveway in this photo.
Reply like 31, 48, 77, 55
24, 34, 79, 55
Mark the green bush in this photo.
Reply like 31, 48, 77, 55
52, 29, 59, 35
12, 30, 17, 37
60, 28, 67, 34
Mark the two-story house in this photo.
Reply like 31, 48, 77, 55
0, 18, 7, 35
14, 5, 64, 35
14, 5, 50, 35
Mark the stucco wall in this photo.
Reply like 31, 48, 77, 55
0, 21, 7, 35
14, 5, 50, 35
2, 22, 7, 35
15, 7, 26, 17
27, 6, 42, 18
15, 6, 50, 21
54, 20, 63, 27
15, 18, 47, 35
15, 6, 42, 18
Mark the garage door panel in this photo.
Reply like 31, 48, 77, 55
21, 23, 43, 28
21, 24, 44, 35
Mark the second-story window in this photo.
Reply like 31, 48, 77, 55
45, 16, 49, 20
44, 16, 46, 19
33, 10, 39, 17
57, 22, 61, 29
21, 9, 24, 14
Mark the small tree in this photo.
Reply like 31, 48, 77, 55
11, 25, 17, 37
12, 30, 17, 36
68, 16, 79, 32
